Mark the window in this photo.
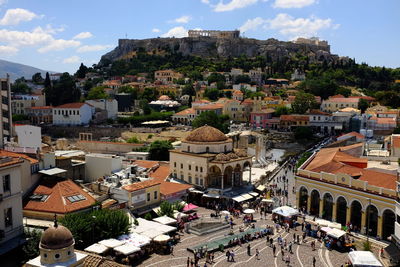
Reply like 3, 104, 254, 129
4, 207, 12, 227
188, 176, 192, 183
195, 166, 198, 172
181, 174, 184, 179
195, 177, 199, 184
147, 193, 151, 201
174, 162, 176, 167
189, 165, 191, 170
200, 179, 204, 186
3, 174, 10, 192
187, 146, 190, 152
66, 194, 86, 203
200, 167, 203, 172
154, 191, 158, 200
181, 163, 183, 169
55, 254, 60, 259
77, 110, 80, 115
206, 147, 210, 153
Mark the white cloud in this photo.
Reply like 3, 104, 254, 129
152, 28, 161, 33
214, 0, 258, 12
239, 17, 266, 32
0, 45, 18, 55
63, 55, 80, 64
172, 15, 191, 24
77, 44, 112, 53
38, 39, 81, 53
0, 28, 53, 46
73, 31, 93, 39
273, 0, 316, 8
41, 24, 66, 34
0, 8, 41, 26
267, 13, 334, 39
161, 26, 188, 38
201, 0, 210, 3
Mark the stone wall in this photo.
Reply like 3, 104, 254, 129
41, 125, 128, 139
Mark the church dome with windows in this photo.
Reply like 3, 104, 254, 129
185, 125, 228, 143
40, 225, 74, 250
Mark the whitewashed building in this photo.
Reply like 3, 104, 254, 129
52, 103, 93, 126
85, 153, 122, 182
85, 99, 118, 119
14, 125, 41, 151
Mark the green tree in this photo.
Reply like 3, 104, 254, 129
157, 201, 175, 218
204, 88, 220, 100
207, 73, 226, 84
335, 87, 352, 97
87, 86, 108, 100
148, 140, 173, 161
32, 72, 44, 84
76, 63, 88, 78
60, 209, 129, 249
182, 84, 195, 96
51, 73, 81, 105
126, 136, 140, 143
11, 77, 31, 94
44, 72, 53, 105
358, 98, 369, 113
234, 74, 251, 84
291, 92, 316, 114
22, 229, 41, 261
192, 111, 230, 133
274, 106, 291, 116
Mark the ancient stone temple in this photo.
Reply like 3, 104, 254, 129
188, 30, 240, 39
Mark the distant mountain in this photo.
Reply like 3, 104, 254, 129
0, 59, 55, 81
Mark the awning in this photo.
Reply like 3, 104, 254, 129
348, 251, 383, 266
39, 168, 67, 176
327, 228, 346, 239
153, 215, 177, 225
84, 243, 108, 254
118, 233, 151, 247
114, 243, 140, 255
241, 194, 253, 201
232, 195, 246, 202
272, 206, 299, 217
203, 193, 220, 198
261, 199, 274, 203
99, 239, 125, 248
256, 185, 266, 192
249, 192, 259, 197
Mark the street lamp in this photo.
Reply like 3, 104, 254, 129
92, 215, 96, 243
366, 198, 371, 243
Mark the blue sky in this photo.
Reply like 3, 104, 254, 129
0, 0, 399, 74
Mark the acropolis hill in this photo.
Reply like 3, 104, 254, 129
99, 30, 339, 65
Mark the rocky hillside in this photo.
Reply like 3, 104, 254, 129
99, 37, 337, 65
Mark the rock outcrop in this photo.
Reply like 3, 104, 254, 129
99, 37, 337, 65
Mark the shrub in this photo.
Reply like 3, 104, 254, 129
127, 136, 140, 143
363, 241, 371, 251
144, 213, 153, 220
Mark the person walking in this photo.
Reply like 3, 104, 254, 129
288, 242, 293, 253
256, 248, 260, 260
270, 237, 274, 247
247, 244, 251, 256
313, 256, 316, 267
230, 250, 235, 262
285, 255, 290, 266
297, 235, 300, 244
187, 257, 190, 267
226, 250, 230, 262
281, 248, 285, 261
273, 244, 276, 257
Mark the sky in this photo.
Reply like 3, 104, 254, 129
0, 0, 399, 74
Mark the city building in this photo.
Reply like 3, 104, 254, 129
321, 96, 360, 113
296, 144, 396, 240
172, 108, 196, 125
308, 109, 344, 134
85, 99, 118, 119
0, 156, 25, 255
0, 77, 13, 147
26, 106, 53, 125
52, 103, 93, 126
23, 178, 96, 220
232, 90, 243, 101
26, 221, 88, 267
280, 115, 309, 130
194, 103, 224, 117
154, 70, 183, 84
250, 109, 275, 129
169, 126, 252, 190
11, 94, 46, 115
14, 124, 42, 151
120, 179, 161, 214
85, 153, 122, 182
291, 69, 306, 81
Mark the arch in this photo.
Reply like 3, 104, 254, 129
322, 193, 334, 221
336, 196, 347, 226
298, 186, 308, 212
208, 165, 222, 188
223, 166, 233, 188
206, 146, 210, 153
365, 204, 379, 237
187, 146, 190, 152
243, 161, 252, 169
233, 164, 242, 187
310, 190, 320, 216
350, 200, 362, 231
382, 209, 395, 240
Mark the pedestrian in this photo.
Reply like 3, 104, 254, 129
313, 256, 316, 267
231, 250, 235, 262
190, 258, 194, 267
293, 233, 296, 241
273, 244, 276, 257
170, 245, 174, 255
288, 242, 293, 253
301, 222, 304, 231
204, 263, 207, 267
226, 250, 230, 262
297, 235, 300, 244
247, 244, 251, 256
270, 237, 273, 247
281, 248, 285, 261
211, 252, 215, 263
187, 257, 190, 267
285, 255, 290, 266
256, 248, 260, 260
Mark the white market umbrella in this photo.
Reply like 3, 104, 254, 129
272, 206, 299, 217
221, 210, 230, 215
84, 243, 108, 254
153, 234, 171, 243
243, 209, 256, 214
99, 238, 125, 248
114, 243, 140, 255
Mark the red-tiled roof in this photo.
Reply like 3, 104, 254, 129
339, 132, 365, 140
280, 115, 309, 121
308, 109, 331, 116
174, 108, 195, 116
149, 165, 192, 196
122, 179, 161, 192
233, 90, 243, 95
78, 140, 143, 146
0, 157, 23, 168
133, 160, 159, 169
0, 150, 38, 164
325, 97, 359, 103
29, 106, 53, 110
392, 136, 400, 148
195, 104, 224, 110
55, 103, 87, 109
24, 179, 96, 214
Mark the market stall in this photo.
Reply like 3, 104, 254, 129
84, 243, 109, 255
153, 215, 177, 225
348, 251, 383, 267
272, 206, 299, 227
99, 239, 125, 249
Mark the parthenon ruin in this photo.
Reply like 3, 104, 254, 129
188, 30, 240, 39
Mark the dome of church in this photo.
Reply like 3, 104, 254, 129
185, 126, 228, 143
40, 225, 74, 250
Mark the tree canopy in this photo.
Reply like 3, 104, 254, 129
192, 111, 230, 133
148, 140, 173, 161
291, 92, 317, 114
86, 86, 108, 100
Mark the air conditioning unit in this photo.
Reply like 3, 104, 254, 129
0, 230, 5, 238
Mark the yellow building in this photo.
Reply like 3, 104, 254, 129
321, 96, 359, 113
122, 179, 161, 212
296, 144, 396, 240
154, 70, 184, 84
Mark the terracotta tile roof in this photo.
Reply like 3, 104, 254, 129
280, 115, 309, 121
192, 100, 210, 104
376, 117, 396, 125
174, 108, 195, 116
0, 150, 38, 164
233, 90, 243, 95
348, 96, 376, 101
55, 103, 88, 109
149, 165, 170, 181
122, 179, 160, 192
392, 136, 400, 148
24, 179, 96, 214
194, 103, 224, 110
149, 165, 192, 196
339, 132, 365, 140
308, 109, 331, 116
252, 108, 275, 114
241, 99, 254, 105
29, 106, 53, 110
330, 94, 345, 98
325, 97, 359, 103
0, 157, 23, 168
132, 160, 159, 169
